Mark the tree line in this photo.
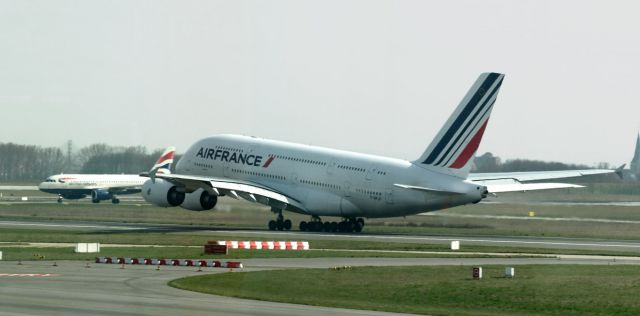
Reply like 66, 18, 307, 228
472, 152, 593, 173
0, 142, 174, 182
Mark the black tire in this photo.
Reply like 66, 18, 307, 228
357, 218, 365, 227
330, 222, 338, 232
57, 199, 62, 204
268, 220, 277, 231
345, 221, 354, 233
284, 219, 292, 230
354, 222, 363, 233
337, 221, 346, 233
112, 198, 120, 204
299, 221, 307, 231
276, 220, 284, 231
92, 199, 100, 204
323, 221, 331, 232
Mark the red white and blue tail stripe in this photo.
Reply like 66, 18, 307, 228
153, 147, 175, 175
415, 73, 504, 178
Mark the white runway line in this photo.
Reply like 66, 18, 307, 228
420, 212, 640, 224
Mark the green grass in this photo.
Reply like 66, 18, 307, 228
3, 193, 640, 240
1, 246, 523, 261
170, 265, 640, 316
2, 226, 640, 259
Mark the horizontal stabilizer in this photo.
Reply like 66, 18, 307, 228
469, 169, 614, 183
486, 182, 584, 193
393, 183, 464, 195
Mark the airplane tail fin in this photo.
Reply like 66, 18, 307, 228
151, 146, 176, 175
413, 72, 505, 179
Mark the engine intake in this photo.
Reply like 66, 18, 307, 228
142, 179, 185, 207
181, 188, 218, 211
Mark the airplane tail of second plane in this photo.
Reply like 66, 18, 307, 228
152, 146, 176, 175
413, 72, 505, 179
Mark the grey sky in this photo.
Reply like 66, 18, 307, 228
1, 0, 638, 166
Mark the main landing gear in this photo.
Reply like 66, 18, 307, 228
299, 217, 365, 233
268, 208, 292, 231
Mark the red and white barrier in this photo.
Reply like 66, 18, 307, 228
216, 241, 309, 250
95, 257, 242, 269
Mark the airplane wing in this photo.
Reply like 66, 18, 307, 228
149, 173, 308, 213
468, 169, 614, 193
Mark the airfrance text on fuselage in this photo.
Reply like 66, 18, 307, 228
196, 147, 263, 166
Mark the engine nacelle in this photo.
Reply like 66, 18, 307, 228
180, 188, 218, 211
142, 179, 185, 207
91, 189, 113, 202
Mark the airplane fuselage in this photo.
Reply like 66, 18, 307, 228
176, 134, 484, 218
38, 174, 145, 200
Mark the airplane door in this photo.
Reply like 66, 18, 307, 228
365, 165, 377, 181
343, 181, 352, 197
327, 159, 337, 175
223, 165, 230, 177
385, 188, 394, 204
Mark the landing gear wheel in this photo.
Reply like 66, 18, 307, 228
111, 198, 120, 204
357, 218, 365, 227
277, 220, 284, 231
354, 222, 363, 233
299, 221, 308, 231
57, 197, 63, 204
330, 222, 338, 232
323, 221, 331, 232
283, 219, 292, 230
268, 220, 277, 231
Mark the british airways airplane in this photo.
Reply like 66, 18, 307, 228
141, 73, 613, 233
38, 147, 175, 204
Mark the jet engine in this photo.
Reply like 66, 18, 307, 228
91, 189, 113, 203
142, 179, 185, 207
180, 188, 218, 211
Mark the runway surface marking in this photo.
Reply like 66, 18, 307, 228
0, 273, 62, 277
207, 230, 640, 249
420, 212, 640, 224
0, 220, 138, 230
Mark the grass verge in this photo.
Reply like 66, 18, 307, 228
169, 265, 640, 316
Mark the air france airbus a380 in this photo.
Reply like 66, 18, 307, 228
38, 147, 175, 203
141, 73, 613, 233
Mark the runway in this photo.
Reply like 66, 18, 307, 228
2, 255, 640, 316
0, 260, 412, 316
2, 218, 640, 315
2, 219, 640, 253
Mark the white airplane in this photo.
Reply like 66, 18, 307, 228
141, 72, 613, 233
38, 147, 175, 204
